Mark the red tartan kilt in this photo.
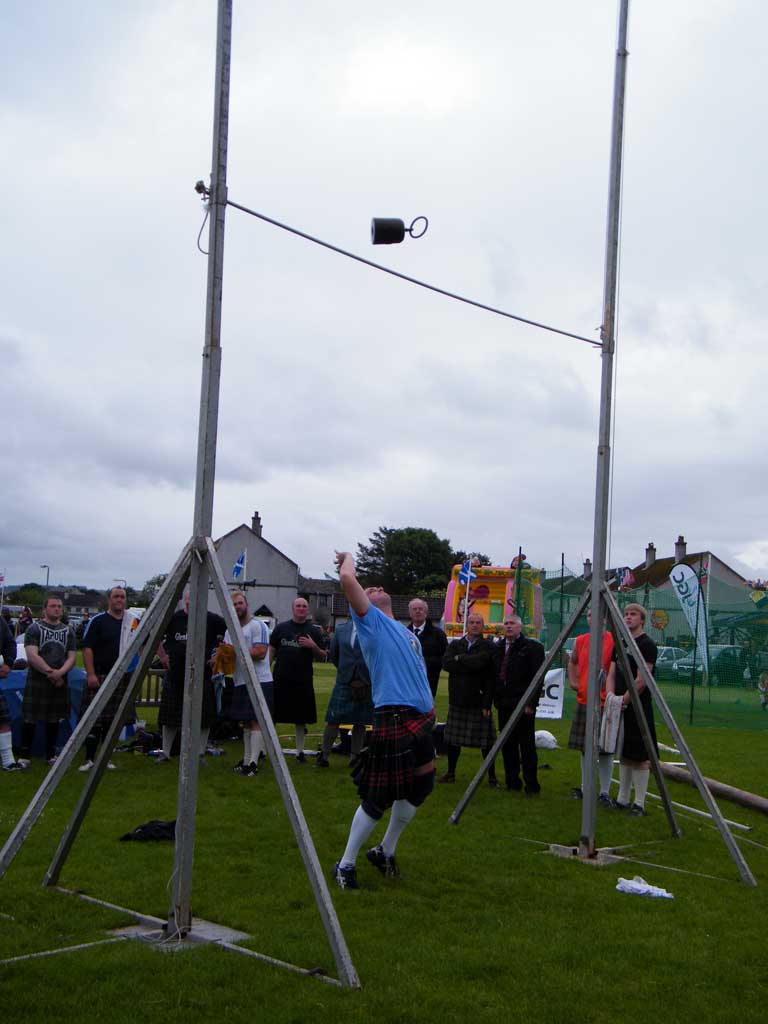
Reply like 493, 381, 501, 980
353, 706, 435, 810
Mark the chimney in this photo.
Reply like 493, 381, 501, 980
583, 558, 592, 579
251, 511, 262, 537
645, 542, 656, 569
675, 534, 687, 561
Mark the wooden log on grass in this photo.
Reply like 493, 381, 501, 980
660, 763, 768, 816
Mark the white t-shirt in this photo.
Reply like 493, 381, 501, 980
224, 617, 272, 687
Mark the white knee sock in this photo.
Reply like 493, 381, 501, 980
0, 730, 14, 768
598, 753, 613, 796
162, 726, 177, 759
295, 724, 306, 753
340, 805, 379, 868
381, 800, 418, 857
618, 763, 633, 805
632, 767, 650, 808
242, 730, 252, 765
251, 728, 265, 762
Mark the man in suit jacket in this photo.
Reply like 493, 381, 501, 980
407, 598, 447, 698
493, 614, 545, 794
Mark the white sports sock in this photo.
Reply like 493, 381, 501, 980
162, 726, 177, 759
295, 724, 306, 753
242, 730, 252, 765
632, 767, 650, 808
199, 727, 210, 757
0, 730, 14, 768
340, 805, 379, 868
598, 753, 613, 796
618, 763, 633, 805
251, 728, 265, 762
380, 800, 418, 857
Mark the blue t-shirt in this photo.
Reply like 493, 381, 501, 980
350, 604, 433, 713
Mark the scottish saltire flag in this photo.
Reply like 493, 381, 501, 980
458, 560, 477, 586
232, 551, 246, 579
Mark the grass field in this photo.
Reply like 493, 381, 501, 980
1, 664, 767, 1023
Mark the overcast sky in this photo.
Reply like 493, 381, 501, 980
2, 1, 766, 592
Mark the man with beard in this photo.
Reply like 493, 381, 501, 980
407, 598, 447, 698
19, 597, 76, 766
269, 596, 327, 763
79, 587, 140, 771
223, 591, 273, 777
154, 589, 225, 764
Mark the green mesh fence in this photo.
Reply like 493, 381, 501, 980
541, 571, 768, 730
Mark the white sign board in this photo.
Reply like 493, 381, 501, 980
536, 668, 565, 720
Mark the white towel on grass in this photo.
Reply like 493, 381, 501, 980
616, 875, 674, 899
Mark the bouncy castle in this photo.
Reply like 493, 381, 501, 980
442, 559, 544, 640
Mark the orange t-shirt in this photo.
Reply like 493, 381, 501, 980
573, 631, 614, 705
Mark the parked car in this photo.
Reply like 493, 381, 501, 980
671, 645, 742, 685
655, 646, 687, 681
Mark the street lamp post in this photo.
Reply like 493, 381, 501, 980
40, 565, 50, 588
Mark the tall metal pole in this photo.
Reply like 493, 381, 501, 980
167, 0, 231, 935
580, 0, 630, 858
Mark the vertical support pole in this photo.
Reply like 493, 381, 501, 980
167, 0, 232, 936
580, 0, 630, 858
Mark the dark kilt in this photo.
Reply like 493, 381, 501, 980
0, 691, 10, 727
443, 704, 496, 748
22, 672, 70, 724
273, 678, 317, 725
158, 673, 217, 730
621, 690, 657, 762
353, 707, 435, 811
229, 681, 274, 722
568, 701, 610, 753
325, 681, 373, 726
79, 673, 135, 729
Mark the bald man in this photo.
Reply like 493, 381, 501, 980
332, 552, 435, 889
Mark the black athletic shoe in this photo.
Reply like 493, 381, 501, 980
487, 777, 500, 789
315, 755, 330, 768
611, 799, 630, 811
365, 845, 400, 878
233, 761, 250, 775
332, 862, 359, 890
629, 803, 646, 817
570, 787, 584, 800
598, 793, 612, 807
2, 762, 28, 772
296, 751, 306, 764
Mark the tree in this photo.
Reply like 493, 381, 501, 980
356, 526, 454, 593
139, 573, 167, 606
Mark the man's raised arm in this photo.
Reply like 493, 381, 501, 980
335, 551, 370, 617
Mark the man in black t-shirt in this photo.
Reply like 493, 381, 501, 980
80, 587, 140, 771
605, 603, 658, 816
155, 592, 225, 763
269, 596, 327, 762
